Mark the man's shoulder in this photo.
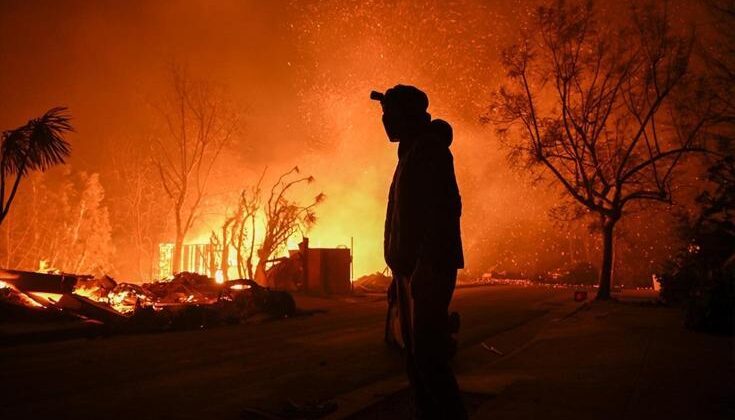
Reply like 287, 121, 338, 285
415, 139, 452, 166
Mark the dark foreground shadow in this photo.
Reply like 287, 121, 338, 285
345, 389, 492, 420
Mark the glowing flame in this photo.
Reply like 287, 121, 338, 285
28, 292, 63, 303
0, 279, 48, 308
215, 269, 224, 284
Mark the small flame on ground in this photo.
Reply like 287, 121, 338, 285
29, 292, 63, 303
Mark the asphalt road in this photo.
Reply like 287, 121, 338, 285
0, 285, 571, 419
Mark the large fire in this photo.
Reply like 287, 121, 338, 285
0, 0, 710, 290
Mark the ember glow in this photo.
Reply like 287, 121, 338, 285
0, 2, 731, 419
0, 0, 716, 287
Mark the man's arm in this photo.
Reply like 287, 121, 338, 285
384, 175, 396, 269
415, 146, 452, 263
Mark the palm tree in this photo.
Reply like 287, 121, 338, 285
1, 107, 73, 225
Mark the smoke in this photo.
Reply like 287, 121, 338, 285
0, 0, 698, 282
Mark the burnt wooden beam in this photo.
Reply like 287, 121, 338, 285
0, 269, 78, 293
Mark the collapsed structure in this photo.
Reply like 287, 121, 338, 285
158, 237, 353, 295
0, 238, 354, 345
0, 269, 297, 342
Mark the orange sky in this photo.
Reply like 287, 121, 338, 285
0, 0, 700, 281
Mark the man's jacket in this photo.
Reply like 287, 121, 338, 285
384, 120, 464, 276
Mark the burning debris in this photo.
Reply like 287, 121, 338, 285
106, 283, 157, 313
0, 268, 297, 341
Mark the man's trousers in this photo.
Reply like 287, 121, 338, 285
394, 262, 467, 420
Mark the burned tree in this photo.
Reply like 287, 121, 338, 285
255, 167, 324, 286
233, 175, 264, 280
211, 213, 237, 282
209, 168, 323, 285
489, 1, 713, 299
1, 107, 72, 226
0, 170, 114, 274
153, 68, 238, 274
211, 175, 263, 282
701, 0, 735, 126
657, 0, 735, 331
110, 138, 169, 281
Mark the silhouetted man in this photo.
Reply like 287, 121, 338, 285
372, 85, 466, 419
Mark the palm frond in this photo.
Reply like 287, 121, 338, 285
26, 107, 73, 171
1, 107, 73, 175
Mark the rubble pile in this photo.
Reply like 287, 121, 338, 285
353, 271, 392, 293
0, 269, 297, 338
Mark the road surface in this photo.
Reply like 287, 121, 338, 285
0, 285, 572, 419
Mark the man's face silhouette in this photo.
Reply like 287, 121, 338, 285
382, 107, 406, 142
376, 85, 430, 143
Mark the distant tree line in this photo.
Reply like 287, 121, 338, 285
0, 169, 114, 274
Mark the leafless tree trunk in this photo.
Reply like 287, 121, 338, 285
255, 167, 324, 286
489, 0, 715, 299
153, 67, 237, 274
109, 138, 169, 281
235, 174, 264, 280
220, 216, 236, 281
209, 170, 265, 281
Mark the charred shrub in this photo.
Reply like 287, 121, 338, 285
660, 157, 735, 335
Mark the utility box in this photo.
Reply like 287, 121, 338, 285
266, 238, 353, 294
304, 246, 352, 295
